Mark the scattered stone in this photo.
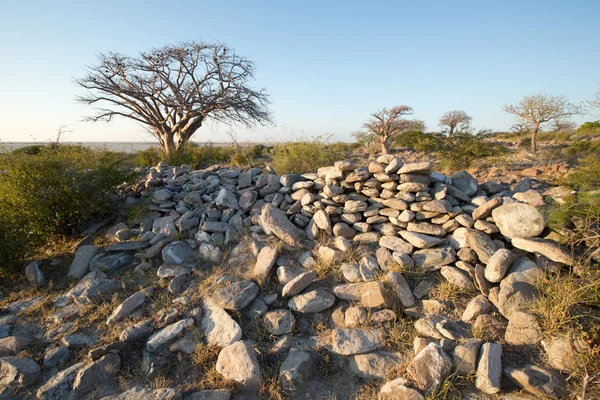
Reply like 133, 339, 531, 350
476, 342, 502, 394
278, 350, 312, 393
288, 288, 335, 313
330, 328, 385, 355
107, 287, 153, 324
216, 341, 262, 390
485, 249, 516, 282
349, 351, 404, 380
263, 310, 295, 335
511, 237, 574, 265
492, 203, 545, 239
68, 245, 99, 278
504, 364, 567, 399
453, 338, 483, 376
282, 270, 317, 297
212, 280, 259, 310
407, 342, 453, 394
254, 245, 279, 283
37, 362, 84, 400
505, 312, 542, 345
201, 300, 242, 347
146, 318, 193, 352
261, 204, 302, 247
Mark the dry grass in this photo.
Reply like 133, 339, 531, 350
425, 372, 476, 400
353, 382, 379, 400
150, 375, 173, 390
429, 281, 471, 303
385, 317, 416, 355
258, 377, 286, 400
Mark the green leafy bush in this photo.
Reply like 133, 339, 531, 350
271, 136, 348, 175
0, 144, 134, 272
393, 131, 444, 153
438, 133, 507, 171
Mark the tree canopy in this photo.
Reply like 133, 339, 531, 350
76, 41, 272, 154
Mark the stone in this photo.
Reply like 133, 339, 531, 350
462, 295, 492, 322
68, 245, 99, 278
313, 210, 332, 234
282, 270, 317, 297
511, 237, 574, 265
451, 170, 478, 196
202, 221, 231, 233
146, 318, 193, 352
333, 283, 364, 301
398, 162, 432, 175
263, 310, 295, 335
36, 362, 84, 400
0, 335, 31, 355
276, 265, 304, 285
288, 288, 335, 313
453, 338, 483, 376
120, 319, 153, 342
414, 315, 444, 339
216, 341, 262, 390
162, 241, 195, 265
212, 280, 259, 310
153, 216, 177, 236
440, 266, 476, 291
465, 229, 498, 264
345, 306, 368, 327
261, 204, 303, 247
72, 353, 121, 399
107, 287, 153, 324
215, 188, 240, 210
254, 245, 279, 283
379, 235, 414, 253
349, 351, 405, 380
25, 260, 45, 287
399, 231, 444, 249
513, 189, 545, 206
386, 272, 415, 307
476, 342, 502, 394
541, 334, 589, 373
104, 386, 183, 400
472, 197, 503, 220
378, 378, 424, 400
412, 246, 456, 271
485, 249, 516, 282
185, 389, 231, 400
0, 357, 40, 388
43, 346, 70, 368
360, 281, 395, 309
505, 312, 541, 345
407, 343, 453, 394
436, 319, 470, 341
88, 341, 126, 361
61, 334, 96, 349
330, 328, 385, 355
201, 300, 243, 347
492, 203, 545, 239
359, 255, 380, 281
504, 364, 567, 399
278, 350, 312, 393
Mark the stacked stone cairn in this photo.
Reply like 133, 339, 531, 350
1, 155, 579, 399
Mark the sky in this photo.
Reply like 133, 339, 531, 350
1, 0, 599, 144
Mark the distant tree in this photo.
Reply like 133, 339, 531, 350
438, 110, 472, 137
76, 41, 272, 155
510, 123, 530, 134
502, 93, 584, 153
589, 86, 600, 113
552, 119, 577, 132
351, 131, 376, 147
363, 106, 417, 154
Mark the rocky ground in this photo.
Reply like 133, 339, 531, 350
0, 154, 591, 399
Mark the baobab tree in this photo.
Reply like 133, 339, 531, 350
503, 93, 583, 153
363, 106, 418, 154
590, 86, 600, 113
438, 110, 472, 136
76, 41, 272, 154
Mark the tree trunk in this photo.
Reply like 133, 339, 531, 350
160, 132, 177, 155
381, 136, 391, 154
531, 124, 540, 153
449, 126, 454, 137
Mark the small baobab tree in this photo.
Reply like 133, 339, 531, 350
503, 93, 583, 153
589, 86, 600, 113
76, 41, 272, 155
363, 106, 417, 154
438, 110, 472, 136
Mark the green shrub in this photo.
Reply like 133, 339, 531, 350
0, 144, 134, 272
271, 136, 347, 175
393, 131, 444, 153
134, 143, 241, 168
438, 133, 508, 172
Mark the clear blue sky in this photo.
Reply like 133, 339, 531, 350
1, 0, 598, 143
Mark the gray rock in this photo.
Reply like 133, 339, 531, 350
261, 204, 303, 247
185, 389, 231, 400
359, 255, 380, 281
360, 281, 395, 309
120, 319, 153, 342
399, 231, 444, 249
412, 246, 456, 271
153, 216, 177, 236
330, 328, 384, 355
0, 356, 40, 387
68, 245, 100, 278
162, 241, 195, 265
511, 237, 574, 265
465, 229, 498, 264
333, 283, 364, 301
102, 386, 183, 400
216, 341, 262, 390
107, 287, 153, 324
414, 315, 444, 339
485, 249, 516, 282
385, 271, 415, 307
72, 353, 120, 399
407, 342, 453, 394
492, 203, 545, 239
288, 288, 335, 313
203, 221, 231, 233
215, 188, 240, 210
505, 312, 542, 345
201, 300, 242, 347
504, 364, 567, 399
453, 338, 483, 376
37, 362, 84, 400
476, 342, 502, 394
43, 346, 70, 368
263, 310, 295, 335
278, 350, 312, 393
212, 280, 259, 310
25, 260, 45, 287
378, 378, 424, 400
254, 245, 279, 283
462, 295, 492, 322
451, 171, 478, 196
349, 351, 405, 380
147, 318, 193, 352
541, 334, 589, 373
282, 270, 317, 298
379, 235, 415, 253
440, 266, 476, 291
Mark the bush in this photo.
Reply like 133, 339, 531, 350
393, 131, 444, 153
0, 144, 134, 272
271, 136, 348, 175
134, 143, 235, 168
438, 133, 507, 171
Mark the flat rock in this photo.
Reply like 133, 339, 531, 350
254, 245, 279, 283
146, 318, 193, 352
378, 378, 424, 400
412, 246, 456, 272
162, 241, 195, 265
511, 237, 574, 265
261, 204, 302, 247
476, 342, 502, 394
399, 231, 444, 249
216, 341, 262, 390
349, 351, 405, 380
0, 356, 40, 388
465, 229, 497, 264
505, 312, 541, 345
288, 288, 335, 313
453, 338, 483, 376
212, 280, 259, 310
201, 300, 242, 347
504, 364, 567, 399
263, 310, 295, 335
278, 350, 312, 393
407, 342, 452, 394
68, 245, 99, 278
282, 270, 317, 297
107, 287, 152, 324
330, 328, 384, 355
385, 271, 415, 308
37, 362, 84, 400
102, 386, 183, 400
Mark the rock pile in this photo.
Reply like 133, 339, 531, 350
1, 157, 581, 399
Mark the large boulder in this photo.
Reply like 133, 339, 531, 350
260, 204, 302, 247
216, 341, 262, 390
492, 203, 545, 239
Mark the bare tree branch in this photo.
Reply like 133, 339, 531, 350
362, 106, 416, 154
439, 110, 472, 137
76, 41, 273, 154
